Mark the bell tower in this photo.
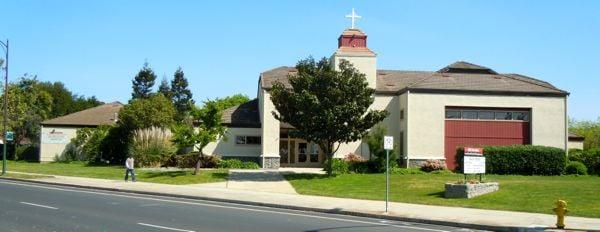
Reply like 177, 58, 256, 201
332, 9, 377, 89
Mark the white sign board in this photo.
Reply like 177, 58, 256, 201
384, 136, 393, 150
463, 156, 486, 174
42, 132, 69, 144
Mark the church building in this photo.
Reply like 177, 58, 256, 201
205, 11, 569, 169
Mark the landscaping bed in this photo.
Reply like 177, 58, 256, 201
283, 172, 600, 218
5, 161, 228, 185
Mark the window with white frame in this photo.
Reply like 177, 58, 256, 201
235, 136, 261, 145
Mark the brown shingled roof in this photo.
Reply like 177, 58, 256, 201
221, 99, 261, 128
259, 61, 568, 96
569, 132, 585, 141
41, 102, 123, 126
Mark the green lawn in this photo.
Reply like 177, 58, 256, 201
284, 172, 600, 218
4, 161, 228, 185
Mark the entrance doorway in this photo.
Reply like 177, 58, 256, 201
280, 139, 323, 167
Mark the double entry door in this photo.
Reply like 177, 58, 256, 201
280, 140, 322, 167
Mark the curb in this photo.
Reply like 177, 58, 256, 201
0, 176, 561, 232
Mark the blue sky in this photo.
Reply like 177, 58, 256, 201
2, 1, 599, 120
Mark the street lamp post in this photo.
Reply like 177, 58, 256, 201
1, 39, 8, 176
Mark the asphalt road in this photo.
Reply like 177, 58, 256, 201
0, 179, 485, 232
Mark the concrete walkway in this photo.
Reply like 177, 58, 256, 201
224, 169, 297, 194
3, 171, 600, 231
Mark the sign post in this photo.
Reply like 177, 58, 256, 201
383, 136, 393, 213
463, 147, 485, 182
2, 131, 12, 175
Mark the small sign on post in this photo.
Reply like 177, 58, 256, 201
5, 131, 13, 142
383, 136, 393, 213
463, 147, 485, 182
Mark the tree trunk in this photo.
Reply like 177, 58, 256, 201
193, 152, 204, 175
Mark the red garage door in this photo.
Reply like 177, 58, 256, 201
444, 108, 530, 170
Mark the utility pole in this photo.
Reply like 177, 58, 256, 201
1, 39, 8, 176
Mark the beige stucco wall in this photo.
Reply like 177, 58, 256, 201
568, 140, 584, 150
260, 89, 280, 158
332, 55, 377, 89
333, 95, 400, 160
203, 127, 262, 157
39, 126, 79, 162
406, 93, 567, 160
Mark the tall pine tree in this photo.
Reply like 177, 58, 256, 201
158, 75, 172, 98
131, 62, 157, 100
171, 67, 194, 121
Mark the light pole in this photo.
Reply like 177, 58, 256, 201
1, 39, 8, 176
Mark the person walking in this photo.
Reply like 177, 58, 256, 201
125, 156, 136, 182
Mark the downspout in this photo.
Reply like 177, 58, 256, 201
564, 95, 569, 157
405, 90, 410, 168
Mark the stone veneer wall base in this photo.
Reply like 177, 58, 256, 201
444, 182, 499, 198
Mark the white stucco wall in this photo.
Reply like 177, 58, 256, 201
406, 93, 567, 160
568, 141, 584, 150
260, 89, 280, 158
332, 55, 377, 89
203, 127, 262, 157
39, 126, 79, 162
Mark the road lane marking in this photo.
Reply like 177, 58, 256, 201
20, 201, 58, 210
137, 223, 195, 232
1, 181, 451, 232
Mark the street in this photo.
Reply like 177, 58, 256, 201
0, 179, 483, 232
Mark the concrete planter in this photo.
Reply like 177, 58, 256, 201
444, 182, 499, 198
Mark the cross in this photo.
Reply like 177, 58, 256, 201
345, 8, 362, 29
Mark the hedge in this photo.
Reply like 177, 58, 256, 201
456, 145, 566, 175
569, 148, 600, 175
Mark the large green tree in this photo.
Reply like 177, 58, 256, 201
172, 100, 226, 175
170, 67, 193, 121
158, 76, 172, 99
270, 57, 388, 175
37, 81, 102, 118
118, 94, 175, 131
1, 76, 53, 144
131, 62, 157, 100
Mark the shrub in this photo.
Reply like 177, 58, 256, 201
456, 145, 566, 175
15, 145, 39, 161
217, 159, 259, 169
420, 159, 446, 172
569, 148, 600, 175
344, 153, 364, 162
391, 167, 424, 175
130, 127, 176, 167
565, 161, 588, 175
324, 158, 350, 174
68, 126, 112, 163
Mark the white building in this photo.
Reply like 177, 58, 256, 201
39, 102, 123, 162
205, 25, 569, 169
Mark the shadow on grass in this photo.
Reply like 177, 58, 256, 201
211, 172, 229, 180
427, 191, 445, 198
143, 171, 189, 178
283, 173, 335, 181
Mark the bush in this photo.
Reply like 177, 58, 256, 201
391, 167, 424, 175
565, 161, 588, 175
130, 127, 176, 167
569, 148, 600, 175
456, 145, 566, 175
420, 159, 446, 172
324, 158, 350, 174
15, 145, 39, 161
217, 159, 259, 169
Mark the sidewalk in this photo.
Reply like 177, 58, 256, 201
2, 171, 599, 232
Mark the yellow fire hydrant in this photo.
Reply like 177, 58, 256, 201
553, 199, 568, 229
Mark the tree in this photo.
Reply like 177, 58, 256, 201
213, 94, 249, 111
570, 117, 600, 150
118, 94, 175, 131
171, 100, 226, 175
364, 124, 397, 172
170, 67, 193, 121
37, 81, 102, 118
270, 57, 388, 175
158, 76, 172, 99
131, 62, 157, 100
